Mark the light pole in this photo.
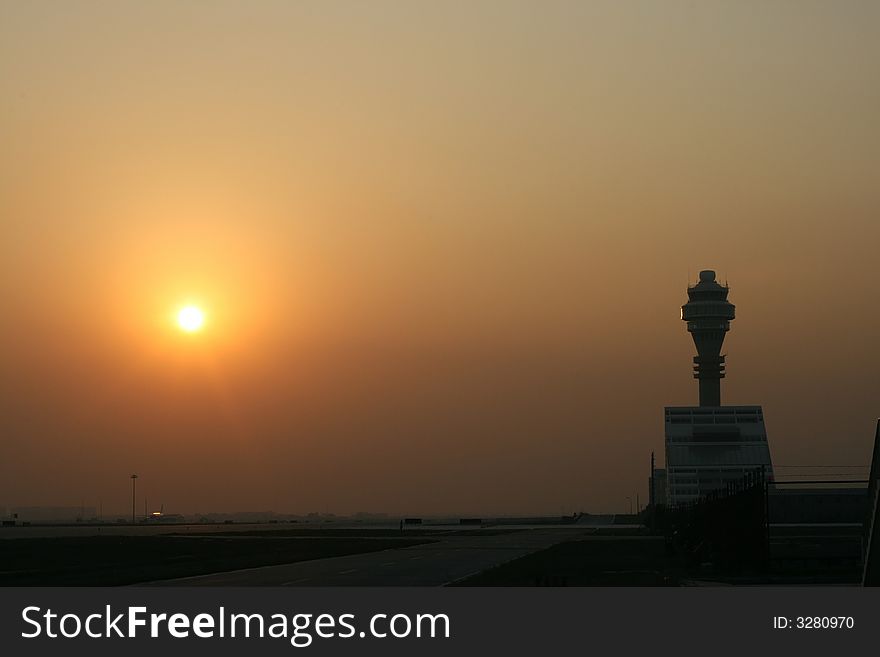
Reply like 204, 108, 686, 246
626, 496, 633, 515
131, 474, 138, 524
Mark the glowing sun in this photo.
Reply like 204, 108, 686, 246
177, 305, 205, 332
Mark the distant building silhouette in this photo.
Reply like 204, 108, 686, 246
9, 506, 97, 523
665, 271, 774, 505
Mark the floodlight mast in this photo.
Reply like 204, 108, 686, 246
130, 474, 138, 524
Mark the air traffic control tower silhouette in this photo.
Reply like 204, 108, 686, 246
664, 271, 774, 505
682, 270, 735, 407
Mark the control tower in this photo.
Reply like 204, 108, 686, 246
681, 270, 735, 407
664, 271, 773, 505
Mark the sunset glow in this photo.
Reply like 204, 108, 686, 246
177, 306, 205, 333
0, 1, 877, 519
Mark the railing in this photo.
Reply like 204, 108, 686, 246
652, 468, 769, 574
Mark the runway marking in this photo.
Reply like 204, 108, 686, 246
409, 556, 424, 560
338, 568, 358, 574
381, 561, 397, 566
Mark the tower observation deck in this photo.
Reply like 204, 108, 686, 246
681, 270, 735, 407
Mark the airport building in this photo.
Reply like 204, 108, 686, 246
664, 271, 774, 505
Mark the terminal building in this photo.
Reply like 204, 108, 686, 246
664, 270, 774, 505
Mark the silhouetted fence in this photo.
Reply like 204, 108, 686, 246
654, 468, 769, 574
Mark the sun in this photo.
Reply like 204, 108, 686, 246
177, 305, 205, 332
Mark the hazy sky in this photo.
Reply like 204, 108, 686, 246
1, 1, 878, 515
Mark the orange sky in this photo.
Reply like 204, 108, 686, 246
1, 1, 878, 515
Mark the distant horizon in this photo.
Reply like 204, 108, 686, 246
0, 505, 613, 521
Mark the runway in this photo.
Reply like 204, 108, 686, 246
144, 528, 583, 586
